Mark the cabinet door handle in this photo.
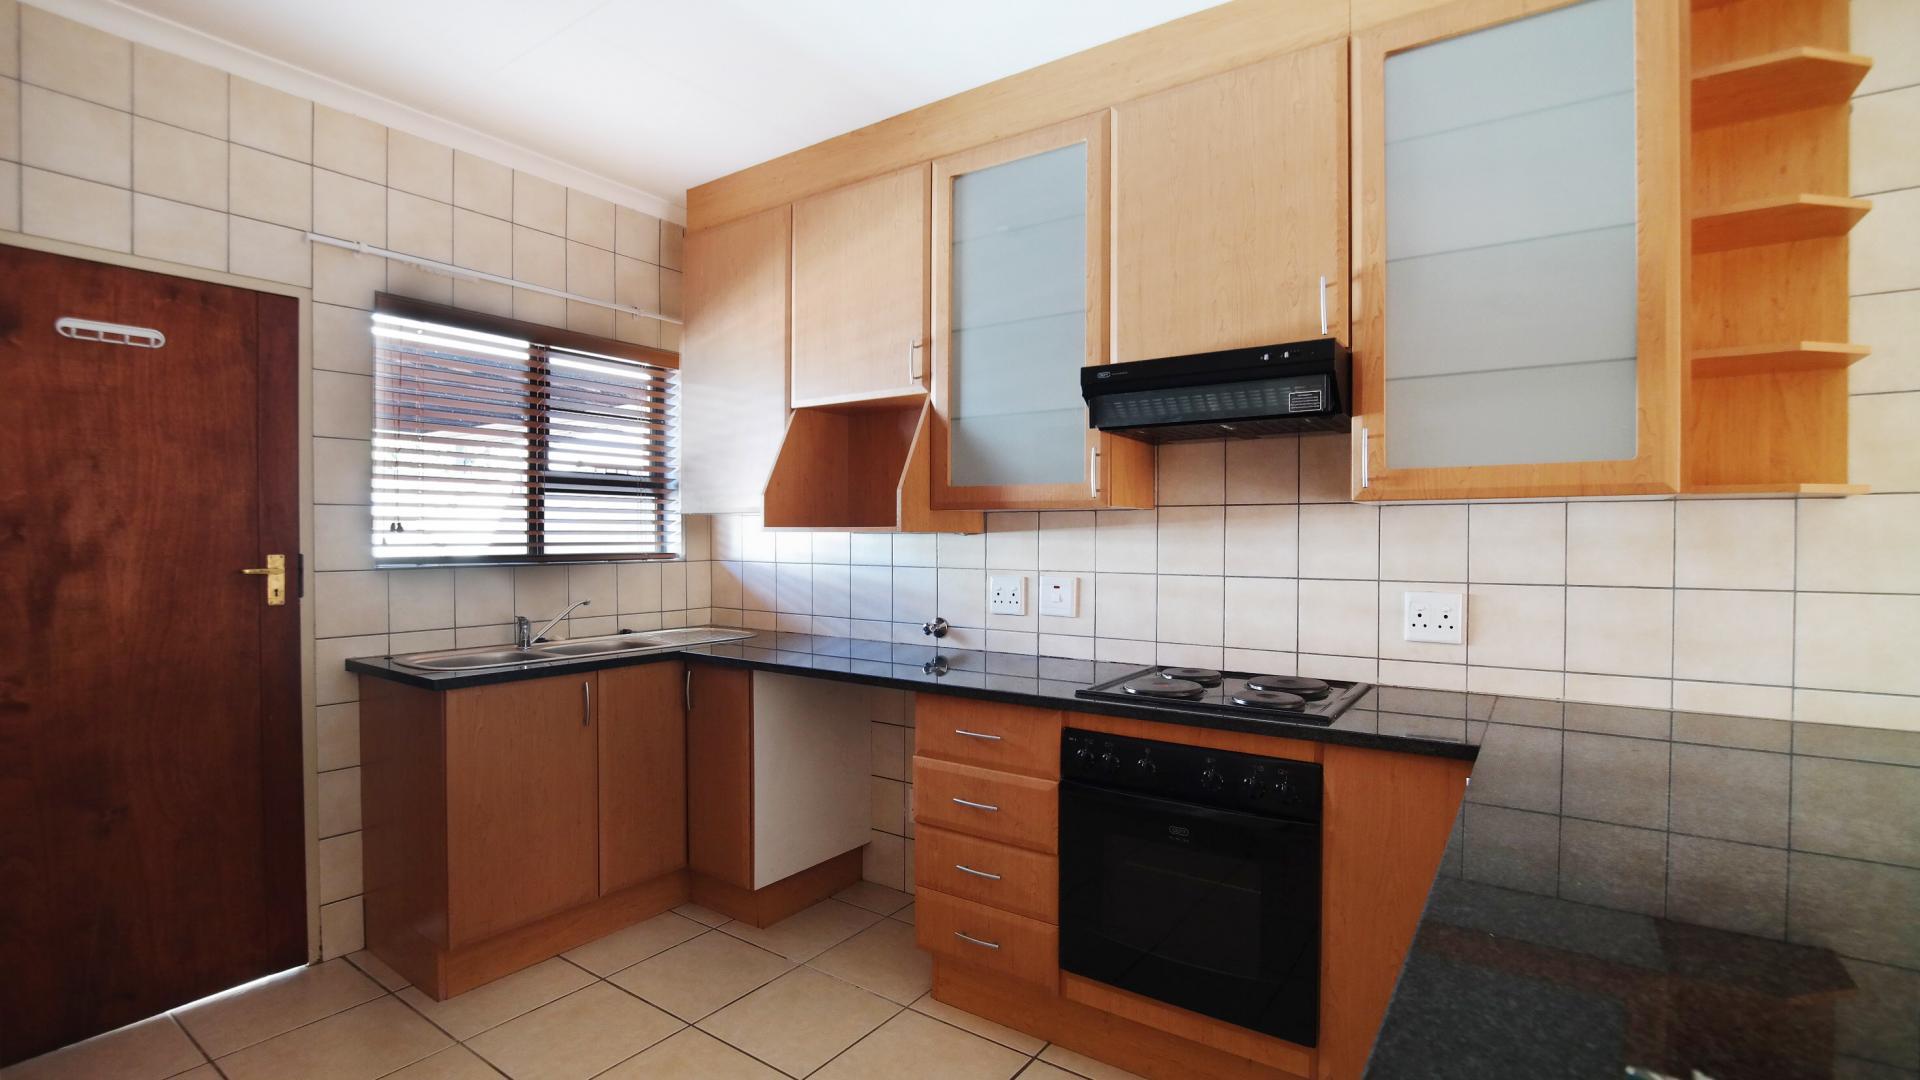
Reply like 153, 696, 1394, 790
954, 931, 1001, 950
1358, 424, 1370, 490
1318, 273, 1330, 337
953, 728, 1002, 742
954, 863, 1002, 880
684, 668, 693, 712
582, 680, 591, 726
951, 796, 999, 812
907, 339, 924, 382
1088, 445, 1100, 500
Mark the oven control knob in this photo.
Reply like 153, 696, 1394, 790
1272, 773, 1294, 799
1098, 745, 1122, 771
1198, 759, 1225, 791
1241, 767, 1268, 797
1131, 750, 1157, 778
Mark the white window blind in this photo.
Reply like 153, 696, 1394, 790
370, 304, 678, 564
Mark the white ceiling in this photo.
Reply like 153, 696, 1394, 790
92, 0, 1225, 211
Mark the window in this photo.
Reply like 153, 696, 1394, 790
369, 295, 678, 564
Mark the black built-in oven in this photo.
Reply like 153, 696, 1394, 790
1059, 729, 1322, 1047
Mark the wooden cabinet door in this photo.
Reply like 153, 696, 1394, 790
1113, 40, 1349, 361
444, 674, 599, 947
597, 661, 687, 894
681, 205, 791, 514
791, 165, 930, 408
685, 665, 754, 889
1349, 0, 1681, 501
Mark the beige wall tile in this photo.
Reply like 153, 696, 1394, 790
1850, 391, 1920, 492
1224, 437, 1298, 504
316, 702, 360, 772
386, 261, 452, 305
1223, 504, 1297, 577
316, 634, 384, 705
1564, 672, 1670, 710
388, 129, 451, 201
1468, 664, 1563, 699
0, 76, 19, 159
0, 162, 18, 231
1095, 572, 1155, 639
567, 189, 615, 248
1851, 186, 1919, 296
314, 505, 375, 571
21, 166, 129, 250
660, 221, 683, 270
1798, 493, 1920, 593
313, 167, 384, 244
1298, 578, 1375, 656
454, 207, 511, 275
318, 766, 361, 837
313, 302, 373, 375
1672, 680, 1792, 721
319, 897, 364, 960
616, 205, 661, 262
230, 77, 309, 161
312, 243, 386, 307
1797, 592, 1920, 696
22, 6, 129, 108
659, 268, 681, 321
132, 193, 224, 270
389, 568, 454, 633
616, 254, 659, 314
133, 45, 225, 137
228, 215, 309, 286
1851, 290, 1919, 395
1222, 577, 1296, 652
513, 224, 566, 290
1566, 586, 1672, 678
132, 117, 225, 211
514, 287, 565, 326
1794, 688, 1920, 731
1567, 501, 1674, 587
314, 369, 373, 439
228, 145, 310, 228
453, 149, 511, 218
388, 189, 451, 261
317, 832, 363, 904
0, 0, 16, 80
1298, 433, 1351, 502
567, 239, 614, 301
1851, 84, 1920, 196
22, 85, 129, 186
1156, 505, 1223, 575
1674, 589, 1793, 685
313, 105, 384, 182
1380, 504, 1467, 582
1854, 0, 1920, 95
1470, 503, 1566, 584
1157, 575, 1223, 646
1674, 498, 1795, 590
985, 513, 1037, 570
315, 570, 387, 637
1299, 503, 1379, 579
1157, 440, 1224, 505
513, 170, 565, 233
1467, 583, 1564, 670
567, 300, 613, 334
314, 437, 370, 505
456, 277, 515, 318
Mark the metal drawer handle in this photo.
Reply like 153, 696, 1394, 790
953, 728, 1002, 742
951, 797, 999, 812
954, 863, 1002, 881
954, 931, 1001, 950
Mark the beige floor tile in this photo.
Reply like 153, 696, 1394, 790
1037, 1044, 1147, 1080
891, 903, 915, 925
698, 968, 899, 1078
1016, 1064, 1085, 1080
609, 930, 793, 1022
381, 1044, 502, 1079
398, 957, 594, 1040
673, 902, 730, 927
562, 911, 707, 976
834, 880, 913, 916
215, 996, 449, 1080
718, 898, 881, 962
911, 994, 1046, 1056
165, 1068, 220, 1080
172, 958, 383, 1058
597, 1028, 785, 1080
345, 949, 411, 991
807, 919, 931, 1005
814, 1010, 1029, 1080
0, 1016, 203, 1080
465, 982, 681, 1080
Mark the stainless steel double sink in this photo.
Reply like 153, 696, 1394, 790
389, 626, 754, 672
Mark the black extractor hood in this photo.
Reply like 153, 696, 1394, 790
1081, 337, 1352, 443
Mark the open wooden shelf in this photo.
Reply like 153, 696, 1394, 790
1690, 0, 1740, 10
1691, 341, 1871, 378
1692, 48, 1871, 127
1692, 194, 1871, 253
1684, 483, 1869, 496
762, 399, 983, 533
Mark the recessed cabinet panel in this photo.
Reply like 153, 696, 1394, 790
1382, 0, 1638, 470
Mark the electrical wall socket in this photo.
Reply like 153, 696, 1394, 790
1403, 590, 1464, 644
1039, 574, 1078, 618
989, 574, 1027, 616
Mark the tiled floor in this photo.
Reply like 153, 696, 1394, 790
0, 884, 1144, 1080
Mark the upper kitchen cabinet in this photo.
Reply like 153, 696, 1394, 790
1350, 0, 1683, 500
680, 205, 791, 514
929, 113, 1153, 510
1113, 39, 1349, 361
790, 165, 931, 408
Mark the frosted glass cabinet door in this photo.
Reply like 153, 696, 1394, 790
1351, 0, 1682, 500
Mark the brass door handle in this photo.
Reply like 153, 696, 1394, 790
240, 554, 287, 606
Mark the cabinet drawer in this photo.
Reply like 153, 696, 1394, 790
913, 756, 1057, 854
916, 887, 1058, 989
915, 695, 1061, 778
915, 825, 1057, 923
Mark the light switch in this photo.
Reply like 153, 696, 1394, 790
1038, 574, 1078, 618
989, 574, 1027, 616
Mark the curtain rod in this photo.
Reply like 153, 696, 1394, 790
304, 232, 682, 325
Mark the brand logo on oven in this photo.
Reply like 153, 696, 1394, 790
1167, 824, 1191, 843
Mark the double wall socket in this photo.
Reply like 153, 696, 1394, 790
1403, 591, 1464, 644
989, 575, 1027, 616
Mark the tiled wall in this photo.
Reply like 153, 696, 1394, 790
0, 0, 710, 963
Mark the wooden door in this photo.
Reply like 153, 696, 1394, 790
685, 665, 753, 889
1114, 41, 1349, 360
0, 245, 303, 1066
598, 661, 687, 893
929, 113, 1153, 510
444, 674, 599, 946
1349, 0, 1683, 500
680, 205, 791, 514
791, 165, 931, 408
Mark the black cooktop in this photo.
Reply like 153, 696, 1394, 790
1076, 666, 1370, 724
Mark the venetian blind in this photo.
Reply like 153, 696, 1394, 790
370, 309, 678, 563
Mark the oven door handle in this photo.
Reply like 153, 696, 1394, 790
1061, 778, 1319, 832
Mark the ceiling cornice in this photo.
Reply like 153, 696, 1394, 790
31, 0, 687, 223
